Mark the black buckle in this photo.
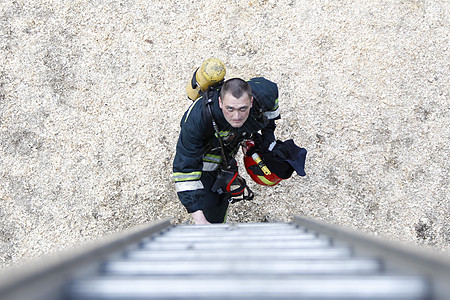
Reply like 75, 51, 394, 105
229, 186, 254, 204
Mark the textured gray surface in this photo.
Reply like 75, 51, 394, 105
0, 0, 448, 269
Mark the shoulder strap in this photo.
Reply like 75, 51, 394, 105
251, 94, 264, 115
202, 87, 229, 167
201, 88, 216, 138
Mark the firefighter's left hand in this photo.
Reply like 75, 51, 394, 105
191, 210, 211, 225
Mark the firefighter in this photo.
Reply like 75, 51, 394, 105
173, 68, 280, 224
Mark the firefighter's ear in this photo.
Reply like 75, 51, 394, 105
218, 96, 223, 109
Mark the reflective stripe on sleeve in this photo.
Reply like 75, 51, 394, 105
264, 105, 280, 119
203, 154, 222, 163
203, 154, 221, 171
175, 180, 204, 192
173, 171, 202, 182
202, 162, 219, 172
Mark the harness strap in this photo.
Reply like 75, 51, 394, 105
190, 68, 199, 89
205, 93, 229, 168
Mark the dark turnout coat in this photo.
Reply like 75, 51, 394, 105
173, 77, 280, 213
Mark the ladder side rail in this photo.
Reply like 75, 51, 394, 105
0, 218, 172, 300
293, 215, 450, 299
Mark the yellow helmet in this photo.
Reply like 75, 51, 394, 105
186, 58, 226, 100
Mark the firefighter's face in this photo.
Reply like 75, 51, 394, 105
219, 93, 253, 128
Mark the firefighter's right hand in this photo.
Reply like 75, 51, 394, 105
191, 210, 211, 225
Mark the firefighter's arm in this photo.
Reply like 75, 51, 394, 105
261, 118, 276, 148
173, 101, 207, 213
261, 94, 280, 149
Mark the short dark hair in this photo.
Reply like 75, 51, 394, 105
220, 78, 252, 100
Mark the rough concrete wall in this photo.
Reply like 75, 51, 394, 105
0, 0, 448, 269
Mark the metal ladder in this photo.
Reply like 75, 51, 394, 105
1, 216, 450, 299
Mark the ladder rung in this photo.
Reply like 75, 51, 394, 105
67, 276, 429, 299
140, 239, 331, 250
159, 229, 307, 237
101, 259, 382, 276
124, 248, 353, 260
151, 233, 318, 242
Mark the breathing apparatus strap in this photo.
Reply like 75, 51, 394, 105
190, 68, 199, 89
205, 99, 228, 168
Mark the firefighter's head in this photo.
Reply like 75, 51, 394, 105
219, 78, 253, 128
